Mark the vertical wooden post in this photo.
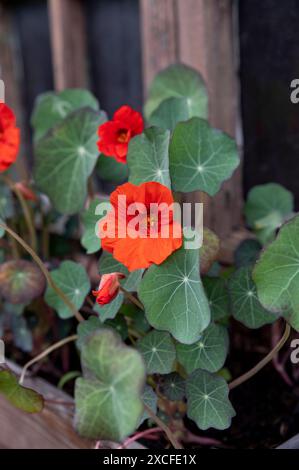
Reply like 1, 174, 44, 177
140, 0, 243, 238
48, 0, 88, 90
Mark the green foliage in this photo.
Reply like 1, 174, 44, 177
176, 323, 229, 374
31, 89, 99, 141
244, 183, 294, 244
140, 385, 158, 424
45, 261, 90, 319
203, 277, 230, 322
149, 97, 192, 131
253, 215, 299, 330
139, 246, 210, 344
0, 260, 45, 304
127, 127, 171, 187
0, 184, 13, 237
0, 369, 44, 413
169, 118, 239, 194
234, 239, 262, 268
75, 329, 145, 441
96, 154, 128, 183
80, 198, 110, 254
34, 108, 106, 214
137, 330, 176, 374
159, 373, 186, 401
144, 64, 208, 121
186, 370, 235, 430
229, 266, 277, 328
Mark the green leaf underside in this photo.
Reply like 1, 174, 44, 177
0, 369, 44, 413
34, 108, 106, 215
149, 97, 192, 131
244, 183, 294, 244
253, 215, 299, 330
75, 329, 145, 441
96, 154, 128, 183
137, 330, 176, 374
203, 277, 230, 322
159, 373, 186, 401
169, 118, 239, 195
31, 89, 99, 141
77, 316, 102, 350
145, 64, 208, 121
176, 323, 229, 374
127, 127, 171, 187
45, 261, 90, 319
139, 385, 158, 425
138, 246, 210, 345
229, 266, 278, 329
81, 199, 110, 254
186, 370, 235, 431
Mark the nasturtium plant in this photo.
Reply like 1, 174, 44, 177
0, 62, 296, 449
75, 329, 145, 441
244, 183, 294, 244
45, 261, 90, 319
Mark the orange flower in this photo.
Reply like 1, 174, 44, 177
92, 272, 125, 305
99, 182, 182, 271
97, 105, 143, 163
0, 103, 20, 172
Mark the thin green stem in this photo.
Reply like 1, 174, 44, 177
2, 174, 37, 252
119, 286, 144, 310
143, 404, 183, 449
229, 322, 291, 390
0, 222, 84, 323
19, 334, 78, 385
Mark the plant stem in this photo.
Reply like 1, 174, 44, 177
119, 286, 144, 310
143, 404, 183, 449
2, 174, 37, 252
19, 334, 78, 385
0, 222, 84, 323
229, 322, 291, 390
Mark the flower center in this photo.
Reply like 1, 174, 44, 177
117, 128, 130, 143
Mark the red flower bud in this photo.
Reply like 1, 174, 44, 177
92, 272, 126, 306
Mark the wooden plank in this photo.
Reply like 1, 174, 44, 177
48, 0, 88, 90
140, 0, 243, 238
140, 0, 178, 91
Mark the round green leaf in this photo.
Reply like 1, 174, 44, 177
169, 117, 239, 195
96, 154, 128, 183
137, 330, 176, 374
105, 314, 128, 340
34, 108, 106, 215
253, 215, 299, 330
75, 328, 145, 441
149, 97, 191, 131
229, 266, 277, 328
127, 127, 171, 187
139, 246, 211, 344
77, 316, 102, 350
0, 369, 44, 413
93, 293, 124, 321
45, 261, 90, 319
159, 373, 185, 401
0, 260, 46, 304
145, 64, 208, 121
186, 370, 235, 430
31, 89, 99, 141
244, 183, 294, 244
203, 277, 230, 322
176, 323, 229, 374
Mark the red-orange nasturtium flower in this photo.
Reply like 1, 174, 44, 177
99, 182, 183, 272
97, 105, 143, 163
0, 103, 20, 172
92, 272, 126, 305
